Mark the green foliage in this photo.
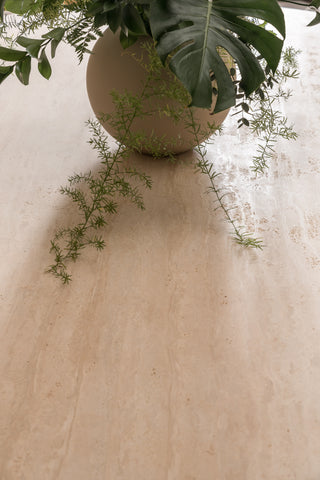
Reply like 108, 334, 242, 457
0, 0, 317, 114
15, 54, 31, 83
150, 0, 285, 112
47, 40, 192, 282
0, 0, 309, 113
48, 38, 296, 283
84, 0, 151, 50
0, 44, 27, 60
4, 0, 39, 15
42, 0, 64, 20
232, 46, 300, 173
65, 16, 102, 63
187, 110, 264, 250
43, 26, 65, 56
17, 35, 44, 56
38, 47, 51, 77
0, 2, 303, 281
0, 4, 101, 82
47, 117, 153, 284
283, 0, 320, 26
0, 33, 57, 82
0, 0, 5, 20
0, 63, 13, 83
47, 43, 167, 283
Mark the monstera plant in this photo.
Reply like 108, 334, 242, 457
0, 0, 288, 113
150, 0, 285, 112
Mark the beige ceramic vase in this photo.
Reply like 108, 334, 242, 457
86, 29, 232, 155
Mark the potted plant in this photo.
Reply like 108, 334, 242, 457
0, 0, 318, 103
0, 0, 287, 107
0, 0, 287, 155
0, 0, 317, 282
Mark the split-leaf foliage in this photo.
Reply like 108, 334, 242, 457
0, 0, 310, 112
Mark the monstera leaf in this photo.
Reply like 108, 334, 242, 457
150, 0, 286, 112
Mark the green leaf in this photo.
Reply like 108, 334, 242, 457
16, 36, 42, 48
42, 27, 65, 41
43, 28, 66, 57
15, 55, 31, 85
241, 102, 249, 113
308, 11, 320, 26
102, 0, 119, 13
241, 117, 249, 127
122, 3, 147, 35
16, 36, 44, 58
106, 5, 123, 33
119, 29, 138, 48
0, 65, 14, 84
0, 46, 27, 61
38, 48, 51, 79
4, 0, 36, 14
87, 0, 116, 16
51, 39, 59, 58
150, 0, 285, 112
94, 11, 109, 27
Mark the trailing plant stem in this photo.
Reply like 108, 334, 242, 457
187, 109, 263, 249
47, 51, 164, 283
77, 78, 152, 231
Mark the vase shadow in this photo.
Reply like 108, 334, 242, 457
0, 148, 254, 479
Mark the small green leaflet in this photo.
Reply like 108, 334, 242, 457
0, 46, 27, 61
15, 55, 31, 84
42, 27, 65, 42
16, 36, 44, 58
0, 65, 14, 84
43, 27, 65, 57
122, 4, 147, 35
38, 49, 51, 79
308, 0, 320, 26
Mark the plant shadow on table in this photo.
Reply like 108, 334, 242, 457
0, 149, 264, 479
45, 147, 240, 286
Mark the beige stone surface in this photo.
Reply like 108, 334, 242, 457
1, 8, 320, 480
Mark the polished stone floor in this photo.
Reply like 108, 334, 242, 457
1, 8, 320, 480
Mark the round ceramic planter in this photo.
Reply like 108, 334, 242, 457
86, 29, 232, 155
